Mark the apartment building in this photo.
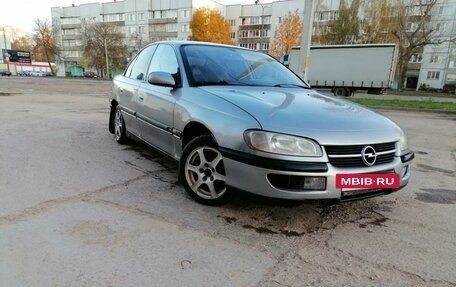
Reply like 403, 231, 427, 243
51, 0, 224, 76
52, 0, 456, 90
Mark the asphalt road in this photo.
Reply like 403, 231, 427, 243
1, 77, 455, 287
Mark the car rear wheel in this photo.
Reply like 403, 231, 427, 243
114, 106, 128, 144
180, 135, 229, 206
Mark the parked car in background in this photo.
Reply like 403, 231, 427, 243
83, 71, 97, 78
29, 71, 46, 77
0, 70, 12, 76
109, 41, 414, 206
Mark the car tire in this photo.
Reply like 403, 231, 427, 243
179, 135, 229, 206
114, 106, 128, 144
334, 87, 348, 97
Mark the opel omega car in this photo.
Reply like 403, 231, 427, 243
109, 41, 414, 205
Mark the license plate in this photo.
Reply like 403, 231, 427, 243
336, 173, 400, 189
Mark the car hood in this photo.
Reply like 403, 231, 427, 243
199, 86, 401, 145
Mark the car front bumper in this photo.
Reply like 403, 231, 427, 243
221, 148, 414, 201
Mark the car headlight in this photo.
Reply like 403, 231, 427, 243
244, 131, 323, 157
399, 130, 409, 154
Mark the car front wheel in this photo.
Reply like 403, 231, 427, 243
179, 135, 229, 206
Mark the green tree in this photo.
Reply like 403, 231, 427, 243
81, 22, 127, 78
269, 10, 302, 59
189, 7, 233, 44
324, 0, 361, 44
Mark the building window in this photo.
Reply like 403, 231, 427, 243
262, 43, 269, 50
138, 13, 144, 21
277, 17, 282, 24
436, 22, 446, 32
409, 54, 422, 63
439, 5, 452, 15
406, 22, 418, 32
181, 10, 190, 18
430, 55, 443, 64
181, 24, 189, 32
167, 23, 177, 32
427, 71, 440, 79
138, 26, 145, 34
229, 19, 236, 26
129, 26, 136, 34
314, 10, 338, 21
230, 32, 236, 39
127, 14, 135, 21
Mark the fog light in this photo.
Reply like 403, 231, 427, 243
267, 175, 327, 191
303, 177, 326, 190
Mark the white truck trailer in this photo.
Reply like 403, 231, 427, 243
283, 44, 398, 97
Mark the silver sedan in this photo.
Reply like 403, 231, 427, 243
109, 41, 414, 205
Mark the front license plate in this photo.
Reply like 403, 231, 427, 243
336, 173, 400, 189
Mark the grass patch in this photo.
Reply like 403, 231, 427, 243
347, 98, 456, 113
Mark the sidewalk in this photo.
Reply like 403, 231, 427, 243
316, 89, 456, 103
354, 92, 456, 103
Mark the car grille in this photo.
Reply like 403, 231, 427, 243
324, 142, 396, 168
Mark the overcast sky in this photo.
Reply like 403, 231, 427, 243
1, 0, 254, 33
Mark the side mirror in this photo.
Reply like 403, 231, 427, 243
147, 72, 176, 88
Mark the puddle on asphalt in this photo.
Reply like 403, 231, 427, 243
415, 188, 456, 204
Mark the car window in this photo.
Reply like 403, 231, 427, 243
182, 45, 308, 88
124, 57, 137, 78
148, 44, 179, 75
129, 45, 157, 81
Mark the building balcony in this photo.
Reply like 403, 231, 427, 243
60, 23, 81, 29
149, 31, 178, 38
239, 24, 271, 30
148, 18, 178, 24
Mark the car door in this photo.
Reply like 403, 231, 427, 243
137, 44, 180, 155
117, 45, 157, 137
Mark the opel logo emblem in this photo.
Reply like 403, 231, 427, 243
361, 146, 377, 166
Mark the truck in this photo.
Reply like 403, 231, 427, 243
283, 44, 398, 97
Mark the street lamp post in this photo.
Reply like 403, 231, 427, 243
1, 28, 10, 74
297, 0, 315, 82
255, 0, 265, 51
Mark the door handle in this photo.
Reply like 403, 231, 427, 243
138, 95, 144, 101
119, 88, 124, 93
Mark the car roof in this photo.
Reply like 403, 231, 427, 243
145, 40, 252, 51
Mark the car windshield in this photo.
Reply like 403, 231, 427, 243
181, 44, 309, 88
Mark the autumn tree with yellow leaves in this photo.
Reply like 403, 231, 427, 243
268, 10, 302, 59
189, 8, 233, 44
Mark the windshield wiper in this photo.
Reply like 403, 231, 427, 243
273, 83, 311, 89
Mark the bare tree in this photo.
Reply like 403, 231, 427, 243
32, 18, 56, 75
388, 0, 455, 89
81, 21, 127, 78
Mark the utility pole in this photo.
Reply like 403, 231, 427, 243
297, 0, 315, 82
2, 28, 10, 73
104, 38, 109, 79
